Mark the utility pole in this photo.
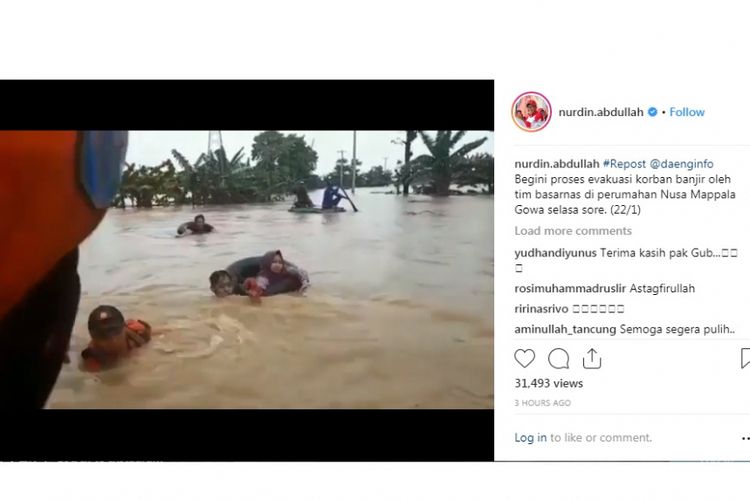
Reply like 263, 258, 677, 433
337, 150, 346, 186
351, 131, 357, 193
383, 157, 388, 170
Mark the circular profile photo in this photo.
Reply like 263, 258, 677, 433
512, 92, 551, 132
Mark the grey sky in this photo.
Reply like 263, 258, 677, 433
126, 131, 494, 175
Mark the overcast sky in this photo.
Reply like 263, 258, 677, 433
126, 131, 494, 175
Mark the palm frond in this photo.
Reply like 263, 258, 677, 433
450, 137, 488, 160
418, 131, 438, 156
436, 131, 451, 152
230, 147, 246, 166
448, 131, 467, 148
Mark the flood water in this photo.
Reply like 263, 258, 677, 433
47, 188, 494, 408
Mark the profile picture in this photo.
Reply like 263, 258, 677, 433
512, 92, 551, 132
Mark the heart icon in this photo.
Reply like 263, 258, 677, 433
514, 349, 535, 368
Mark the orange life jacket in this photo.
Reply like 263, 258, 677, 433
81, 319, 152, 372
0, 132, 107, 319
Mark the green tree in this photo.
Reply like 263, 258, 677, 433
113, 163, 136, 207
332, 158, 362, 188
279, 134, 318, 183
130, 164, 157, 207
113, 160, 185, 208
455, 153, 494, 193
152, 160, 185, 205
302, 174, 325, 190
359, 165, 393, 187
391, 130, 418, 195
171, 147, 259, 204
171, 149, 201, 205
251, 131, 318, 198
412, 131, 488, 196
251, 131, 287, 193
113, 132, 320, 207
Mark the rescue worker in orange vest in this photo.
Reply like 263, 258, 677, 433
0, 131, 128, 408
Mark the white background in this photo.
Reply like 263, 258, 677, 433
1, 462, 749, 499
2, 0, 749, 497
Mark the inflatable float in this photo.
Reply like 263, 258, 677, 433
288, 206, 346, 214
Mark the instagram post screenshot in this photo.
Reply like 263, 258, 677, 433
498, 57, 748, 462
5, 1, 750, 496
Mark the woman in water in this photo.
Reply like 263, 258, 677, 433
244, 250, 310, 302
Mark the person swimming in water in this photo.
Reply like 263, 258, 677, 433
177, 214, 214, 236
209, 251, 309, 299
80, 305, 152, 372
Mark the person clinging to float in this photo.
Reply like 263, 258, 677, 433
209, 251, 309, 299
243, 250, 310, 303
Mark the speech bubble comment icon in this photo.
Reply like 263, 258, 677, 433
742, 348, 750, 369
548, 348, 570, 369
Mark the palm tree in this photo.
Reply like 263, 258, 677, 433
412, 131, 488, 196
153, 160, 184, 205
172, 147, 257, 205
391, 130, 418, 195
455, 153, 494, 193
401, 130, 417, 195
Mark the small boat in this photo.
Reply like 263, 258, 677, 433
288, 206, 346, 214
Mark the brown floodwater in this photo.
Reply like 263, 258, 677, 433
47, 188, 493, 408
